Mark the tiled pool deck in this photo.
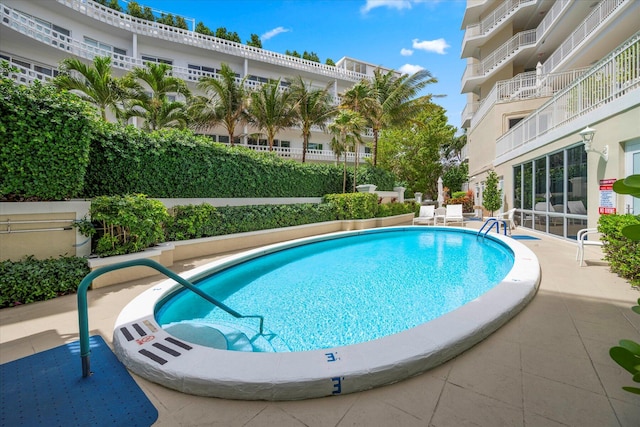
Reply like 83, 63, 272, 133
1, 224, 639, 426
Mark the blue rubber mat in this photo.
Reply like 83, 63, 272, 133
511, 235, 540, 240
0, 335, 157, 427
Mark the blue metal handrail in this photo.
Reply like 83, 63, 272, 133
477, 218, 508, 240
77, 258, 264, 377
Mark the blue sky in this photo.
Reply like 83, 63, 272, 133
134, 0, 467, 128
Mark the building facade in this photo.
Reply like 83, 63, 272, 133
0, 0, 390, 164
460, 0, 639, 239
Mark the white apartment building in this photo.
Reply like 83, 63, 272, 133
0, 0, 389, 164
460, 0, 639, 239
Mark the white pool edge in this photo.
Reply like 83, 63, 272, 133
113, 226, 540, 400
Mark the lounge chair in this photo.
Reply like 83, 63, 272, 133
413, 205, 435, 225
443, 204, 465, 226
568, 200, 587, 215
576, 228, 603, 266
434, 207, 446, 225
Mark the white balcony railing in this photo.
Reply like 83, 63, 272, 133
221, 144, 372, 163
468, 66, 590, 128
464, 0, 536, 42
1, 59, 55, 85
55, 0, 366, 82
463, 0, 572, 82
496, 32, 639, 158
542, 0, 627, 75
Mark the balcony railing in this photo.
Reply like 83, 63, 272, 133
1, 59, 55, 85
542, 0, 627, 75
221, 144, 372, 163
468, 67, 590, 128
56, 0, 366, 82
463, 0, 572, 82
464, 0, 536, 42
496, 32, 639, 159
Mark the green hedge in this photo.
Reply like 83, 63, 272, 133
599, 214, 640, 286
84, 122, 346, 198
0, 256, 90, 307
324, 193, 379, 219
0, 77, 94, 200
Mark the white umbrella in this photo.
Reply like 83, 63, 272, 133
437, 177, 444, 207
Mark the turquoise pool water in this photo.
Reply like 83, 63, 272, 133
156, 228, 514, 352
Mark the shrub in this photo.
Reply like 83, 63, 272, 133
0, 256, 90, 308
598, 214, 640, 286
0, 75, 95, 200
324, 193, 378, 220
165, 204, 222, 241
84, 194, 169, 256
377, 201, 417, 218
84, 123, 345, 198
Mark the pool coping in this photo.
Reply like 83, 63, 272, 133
112, 226, 540, 400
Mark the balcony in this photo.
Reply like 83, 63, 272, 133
462, 0, 537, 57
495, 32, 639, 163
221, 143, 371, 164
55, 0, 366, 83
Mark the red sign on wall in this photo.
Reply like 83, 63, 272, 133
599, 179, 617, 214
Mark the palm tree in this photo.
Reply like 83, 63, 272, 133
287, 75, 337, 162
192, 63, 250, 145
247, 79, 297, 151
328, 109, 366, 192
123, 62, 191, 131
54, 56, 130, 121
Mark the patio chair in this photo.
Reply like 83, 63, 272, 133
413, 205, 435, 225
488, 208, 516, 235
444, 204, 465, 226
576, 227, 603, 266
568, 200, 587, 215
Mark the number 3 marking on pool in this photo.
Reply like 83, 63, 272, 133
331, 377, 343, 395
325, 352, 338, 362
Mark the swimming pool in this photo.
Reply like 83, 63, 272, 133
114, 226, 540, 400
156, 229, 513, 352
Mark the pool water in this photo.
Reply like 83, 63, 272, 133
156, 229, 514, 352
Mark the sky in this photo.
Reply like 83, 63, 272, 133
133, 0, 467, 129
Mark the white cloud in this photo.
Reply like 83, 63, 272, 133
400, 48, 414, 56
412, 38, 450, 55
261, 26, 290, 41
399, 64, 425, 75
361, 0, 412, 13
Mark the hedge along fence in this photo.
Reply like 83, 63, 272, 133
83, 122, 394, 198
0, 78, 95, 200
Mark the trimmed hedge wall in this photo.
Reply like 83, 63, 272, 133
84, 122, 348, 198
0, 78, 94, 200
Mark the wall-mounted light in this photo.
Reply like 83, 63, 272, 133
580, 126, 608, 161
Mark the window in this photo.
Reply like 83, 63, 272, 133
308, 143, 323, 150
141, 55, 173, 65
514, 144, 587, 238
83, 37, 126, 55
508, 117, 524, 129
218, 135, 230, 143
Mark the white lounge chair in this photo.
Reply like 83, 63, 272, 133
434, 207, 446, 225
576, 228, 603, 266
413, 205, 435, 225
444, 204, 465, 226
568, 200, 587, 215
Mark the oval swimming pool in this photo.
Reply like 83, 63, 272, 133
156, 228, 514, 352
113, 226, 540, 400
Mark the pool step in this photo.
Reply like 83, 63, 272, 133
163, 321, 291, 352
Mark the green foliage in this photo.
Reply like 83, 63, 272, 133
612, 175, 640, 240
86, 194, 169, 256
443, 162, 469, 194
325, 58, 336, 66
165, 204, 222, 241
376, 201, 417, 218
0, 78, 94, 200
195, 21, 214, 36
483, 170, 502, 215
0, 256, 90, 308
246, 34, 262, 48
215, 27, 241, 43
354, 166, 396, 191
598, 214, 640, 286
448, 190, 474, 213
324, 193, 378, 220
84, 122, 344, 198
609, 298, 640, 394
